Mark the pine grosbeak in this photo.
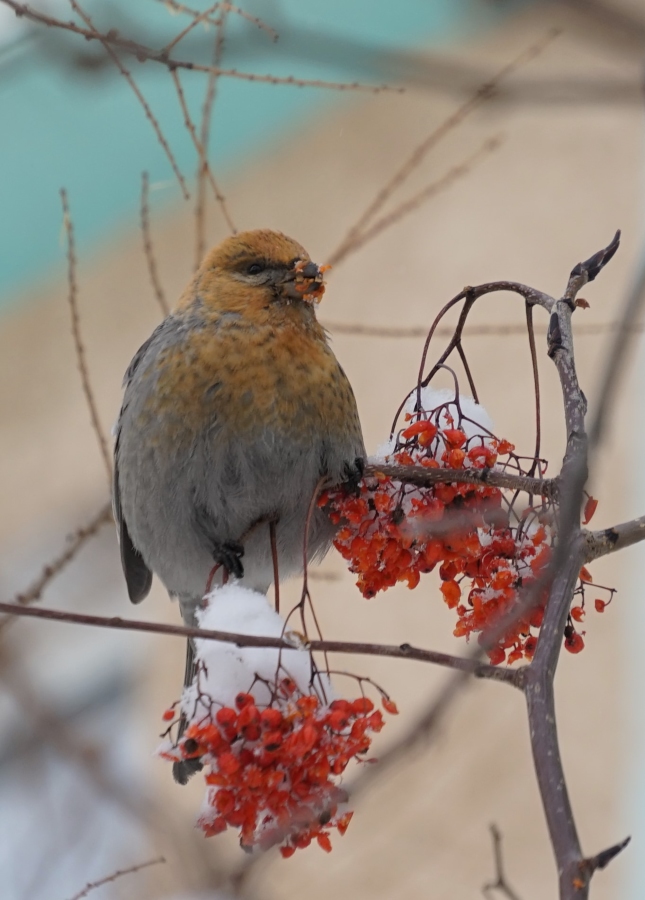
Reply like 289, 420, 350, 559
113, 229, 364, 780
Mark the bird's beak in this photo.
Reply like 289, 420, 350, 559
279, 260, 330, 304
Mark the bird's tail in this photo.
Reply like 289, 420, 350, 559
172, 637, 204, 785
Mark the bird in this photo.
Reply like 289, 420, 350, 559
113, 229, 365, 782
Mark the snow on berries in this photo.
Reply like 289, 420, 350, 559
322, 387, 604, 664
158, 585, 395, 855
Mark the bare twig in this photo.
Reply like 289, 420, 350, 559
328, 135, 503, 266
0, 602, 518, 684
330, 30, 558, 263
140, 172, 170, 316
67, 0, 189, 199
160, 0, 279, 42
482, 824, 522, 900
2, 2, 399, 92
588, 257, 645, 448
577, 836, 631, 882
8, 503, 113, 611
161, 1, 221, 55
194, 4, 236, 266
169, 67, 233, 233
321, 319, 643, 339
60, 190, 112, 483
67, 857, 165, 900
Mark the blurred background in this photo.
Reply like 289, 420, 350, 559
1, 0, 644, 897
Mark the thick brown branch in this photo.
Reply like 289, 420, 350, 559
364, 462, 557, 498
0, 602, 518, 684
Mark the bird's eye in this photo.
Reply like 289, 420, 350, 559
246, 262, 264, 276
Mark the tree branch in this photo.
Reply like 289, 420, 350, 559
67, 857, 165, 900
0, 601, 518, 684
8, 503, 113, 611
583, 515, 645, 561
363, 462, 557, 498
520, 232, 622, 900
0, 1, 400, 92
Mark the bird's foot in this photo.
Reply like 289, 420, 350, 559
342, 457, 365, 496
212, 539, 245, 580
173, 753, 204, 785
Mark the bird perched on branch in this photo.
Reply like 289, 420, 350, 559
113, 229, 364, 781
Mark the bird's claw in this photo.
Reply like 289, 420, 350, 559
212, 539, 245, 579
342, 457, 365, 496
172, 755, 204, 785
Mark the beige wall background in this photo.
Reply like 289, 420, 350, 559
1, 3, 644, 898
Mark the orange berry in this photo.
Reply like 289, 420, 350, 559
564, 629, 585, 654
487, 646, 506, 665
582, 496, 598, 525
443, 428, 466, 448
441, 580, 461, 608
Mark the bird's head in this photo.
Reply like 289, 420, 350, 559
195, 229, 329, 315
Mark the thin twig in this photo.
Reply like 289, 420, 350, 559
330, 29, 559, 263
328, 135, 503, 266
588, 258, 645, 448
194, 4, 236, 266
67, 857, 165, 900
140, 172, 170, 316
60, 189, 112, 483
525, 303, 542, 476
2, 1, 398, 92
68, 0, 189, 199
160, 0, 278, 42
161, 1, 221, 55
482, 824, 523, 900
321, 319, 641, 339
169, 67, 233, 234
0, 602, 518, 684
8, 503, 113, 611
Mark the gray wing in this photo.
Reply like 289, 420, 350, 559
113, 441, 152, 603
112, 325, 168, 604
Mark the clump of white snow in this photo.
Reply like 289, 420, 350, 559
181, 584, 331, 721
374, 386, 495, 462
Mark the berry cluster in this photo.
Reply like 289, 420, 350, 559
321, 401, 593, 664
161, 681, 395, 855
